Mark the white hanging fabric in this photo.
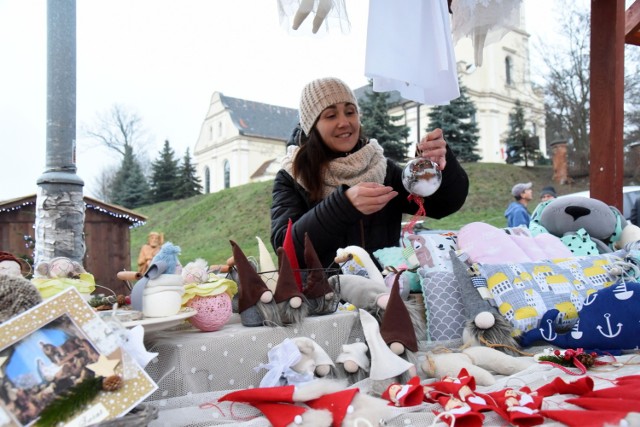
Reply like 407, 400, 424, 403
364, 0, 459, 106
451, 0, 522, 66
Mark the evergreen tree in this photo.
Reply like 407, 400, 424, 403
175, 148, 203, 199
427, 81, 481, 162
359, 81, 410, 162
110, 144, 149, 208
504, 100, 541, 167
149, 140, 180, 203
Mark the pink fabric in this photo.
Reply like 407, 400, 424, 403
510, 233, 573, 261
458, 222, 572, 264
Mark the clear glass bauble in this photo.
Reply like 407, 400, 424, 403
401, 158, 442, 197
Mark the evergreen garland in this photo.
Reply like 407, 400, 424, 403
537, 349, 597, 369
35, 375, 104, 426
34, 375, 124, 426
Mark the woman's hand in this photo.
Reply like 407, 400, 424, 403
345, 182, 398, 215
417, 128, 447, 170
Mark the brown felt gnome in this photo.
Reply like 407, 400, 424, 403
230, 240, 282, 327
302, 233, 338, 315
380, 272, 419, 356
378, 271, 421, 384
274, 247, 308, 325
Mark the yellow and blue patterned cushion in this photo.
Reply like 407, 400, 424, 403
473, 250, 626, 335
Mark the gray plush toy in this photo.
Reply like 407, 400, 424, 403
529, 196, 626, 255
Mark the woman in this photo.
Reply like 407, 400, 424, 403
270, 77, 469, 268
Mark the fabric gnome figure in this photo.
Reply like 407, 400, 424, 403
302, 233, 338, 315
0, 251, 31, 277
378, 271, 422, 386
274, 247, 308, 325
230, 240, 282, 327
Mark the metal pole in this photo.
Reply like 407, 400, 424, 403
35, 0, 85, 266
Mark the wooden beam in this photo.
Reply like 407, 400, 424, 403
625, 0, 640, 44
590, 0, 625, 211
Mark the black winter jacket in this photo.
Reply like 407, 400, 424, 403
270, 146, 469, 269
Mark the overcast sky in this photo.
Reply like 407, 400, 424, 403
0, 0, 560, 201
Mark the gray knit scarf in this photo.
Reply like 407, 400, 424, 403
282, 139, 388, 199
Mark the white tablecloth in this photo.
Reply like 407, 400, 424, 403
144, 355, 640, 427
143, 311, 363, 401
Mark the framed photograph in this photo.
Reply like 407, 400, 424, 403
0, 287, 157, 426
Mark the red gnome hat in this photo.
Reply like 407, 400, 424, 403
303, 233, 334, 299
274, 247, 304, 304
283, 218, 302, 289
230, 240, 272, 313
306, 388, 360, 427
540, 410, 630, 427
250, 402, 307, 427
380, 271, 418, 353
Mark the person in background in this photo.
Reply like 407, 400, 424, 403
505, 182, 533, 228
539, 186, 557, 202
630, 196, 640, 226
270, 77, 469, 268
137, 231, 164, 274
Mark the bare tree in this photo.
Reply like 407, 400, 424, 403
540, 4, 640, 177
92, 164, 118, 201
539, 4, 591, 175
83, 104, 153, 202
84, 104, 151, 156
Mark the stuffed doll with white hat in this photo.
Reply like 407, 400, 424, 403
0, 251, 31, 277
130, 242, 185, 317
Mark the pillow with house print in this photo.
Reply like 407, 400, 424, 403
473, 250, 626, 335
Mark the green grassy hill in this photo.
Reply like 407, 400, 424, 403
129, 163, 588, 269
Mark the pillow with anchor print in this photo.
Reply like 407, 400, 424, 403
473, 250, 626, 336
520, 280, 640, 351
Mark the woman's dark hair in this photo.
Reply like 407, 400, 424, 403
292, 127, 366, 203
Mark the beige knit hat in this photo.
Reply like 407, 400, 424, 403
299, 77, 359, 136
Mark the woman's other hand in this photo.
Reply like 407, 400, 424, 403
417, 128, 447, 170
345, 182, 398, 215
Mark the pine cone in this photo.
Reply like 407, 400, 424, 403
116, 295, 127, 306
576, 353, 595, 369
102, 375, 124, 391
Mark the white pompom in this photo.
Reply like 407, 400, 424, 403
474, 312, 495, 329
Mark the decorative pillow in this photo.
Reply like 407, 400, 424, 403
418, 268, 466, 342
373, 246, 421, 292
458, 222, 573, 264
411, 231, 459, 273
520, 280, 640, 350
473, 251, 626, 335
510, 233, 574, 261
